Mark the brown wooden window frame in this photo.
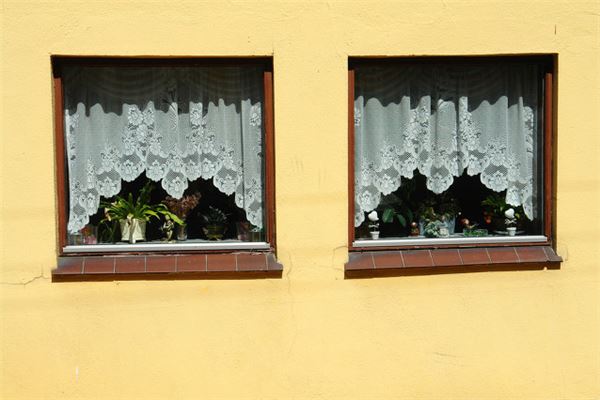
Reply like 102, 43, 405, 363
346, 55, 561, 278
51, 57, 280, 281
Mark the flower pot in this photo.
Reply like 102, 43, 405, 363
370, 231, 380, 240
203, 224, 226, 240
507, 227, 517, 236
419, 215, 455, 238
120, 219, 146, 243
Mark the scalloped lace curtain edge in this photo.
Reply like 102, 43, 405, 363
354, 64, 540, 227
64, 66, 264, 234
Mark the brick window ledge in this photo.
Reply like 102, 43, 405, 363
345, 246, 561, 279
53, 252, 283, 282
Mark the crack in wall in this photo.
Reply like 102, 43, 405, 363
0, 268, 49, 286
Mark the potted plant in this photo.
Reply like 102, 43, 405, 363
163, 192, 201, 241
101, 182, 183, 244
201, 206, 228, 240
504, 208, 518, 236
367, 211, 380, 240
381, 195, 415, 237
379, 182, 417, 237
422, 220, 448, 238
418, 192, 459, 237
481, 193, 524, 233
382, 206, 413, 230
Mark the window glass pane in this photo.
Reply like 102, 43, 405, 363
63, 64, 266, 246
354, 60, 544, 241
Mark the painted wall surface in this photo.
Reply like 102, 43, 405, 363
1, 1, 599, 399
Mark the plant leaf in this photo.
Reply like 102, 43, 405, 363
382, 208, 395, 223
396, 214, 407, 227
165, 212, 184, 225
406, 209, 414, 223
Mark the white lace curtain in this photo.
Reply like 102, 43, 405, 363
354, 63, 540, 227
64, 66, 264, 233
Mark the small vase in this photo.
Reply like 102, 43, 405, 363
370, 231, 380, 240
176, 224, 188, 241
236, 222, 251, 241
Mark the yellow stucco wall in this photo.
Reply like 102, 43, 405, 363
1, 1, 599, 398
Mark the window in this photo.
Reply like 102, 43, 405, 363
52, 58, 279, 280
346, 56, 561, 276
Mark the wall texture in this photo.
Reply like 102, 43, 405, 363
1, 1, 599, 398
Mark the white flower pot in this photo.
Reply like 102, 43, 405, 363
419, 216, 456, 237
120, 219, 146, 243
370, 231, 380, 240
507, 227, 517, 236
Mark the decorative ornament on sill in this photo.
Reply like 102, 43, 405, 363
460, 218, 488, 237
410, 221, 420, 237
368, 211, 380, 240
504, 208, 517, 236
163, 192, 201, 241
161, 215, 175, 242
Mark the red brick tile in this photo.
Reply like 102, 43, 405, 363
266, 253, 283, 271
515, 247, 548, 263
487, 247, 519, 263
372, 252, 403, 269
401, 250, 433, 268
237, 253, 268, 271
83, 257, 115, 274
55, 257, 84, 274
431, 249, 462, 267
345, 253, 375, 270
459, 248, 491, 265
146, 255, 177, 273
115, 256, 145, 273
543, 246, 563, 262
55, 252, 282, 280
207, 254, 236, 272
177, 255, 207, 272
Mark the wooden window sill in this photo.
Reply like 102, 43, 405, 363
53, 252, 283, 282
345, 246, 561, 278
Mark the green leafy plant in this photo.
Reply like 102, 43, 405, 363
418, 191, 459, 222
101, 181, 184, 225
201, 206, 228, 240
379, 181, 417, 227
382, 205, 413, 227
481, 193, 525, 221
423, 220, 447, 238
463, 228, 488, 237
